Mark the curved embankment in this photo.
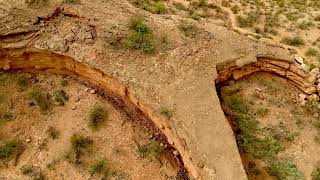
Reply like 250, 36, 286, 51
216, 57, 317, 94
0, 48, 202, 179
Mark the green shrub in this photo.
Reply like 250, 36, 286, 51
61, 0, 78, 3
197, 0, 208, 8
190, 12, 200, 20
139, 139, 163, 158
21, 165, 34, 175
267, 160, 304, 180
58, 78, 68, 87
125, 17, 155, 53
69, 134, 92, 164
305, 48, 319, 57
1, 112, 14, 121
0, 140, 22, 160
17, 75, 29, 90
70, 134, 92, 153
256, 108, 269, 117
47, 127, 59, 140
281, 37, 305, 46
160, 107, 173, 119
25, 0, 47, 5
152, 2, 166, 14
89, 160, 108, 175
28, 90, 50, 112
231, 5, 241, 14
179, 21, 198, 37
236, 15, 255, 28
88, 107, 107, 130
53, 90, 68, 106
312, 163, 320, 180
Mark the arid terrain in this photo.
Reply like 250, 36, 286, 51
0, 0, 319, 180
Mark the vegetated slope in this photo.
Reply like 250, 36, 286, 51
0, 72, 180, 180
219, 72, 320, 180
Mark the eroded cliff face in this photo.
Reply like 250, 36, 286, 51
0, 48, 202, 179
1, 0, 312, 179
216, 57, 317, 95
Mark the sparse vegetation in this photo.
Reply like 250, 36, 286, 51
28, 90, 50, 112
89, 160, 108, 176
61, 0, 78, 3
16, 75, 29, 90
1, 112, 14, 121
312, 163, 320, 180
179, 21, 198, 37
267, 160, 304, 180
25, 0, 47, 5
69, 134, 92, 164
305, 48, 319, 57
88, 106, 107, 130
58, 77, 68, 87
47, 127, 60, 140
281, 37, 305, 46
0, 140, 22, 160
53, 90, 68, 106
139, 139, 163, 158
160, 107, 173, 119
124, 16, 156, 53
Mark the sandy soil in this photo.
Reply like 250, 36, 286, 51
0, 72, 178, 180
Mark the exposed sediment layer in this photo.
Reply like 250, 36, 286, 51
216, 57, 317, 94
0, 48, 202, 179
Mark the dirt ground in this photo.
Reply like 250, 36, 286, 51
0, 71, 178, 180
219, 72, 320, 180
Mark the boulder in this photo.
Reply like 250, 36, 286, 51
293, 55, 304, 64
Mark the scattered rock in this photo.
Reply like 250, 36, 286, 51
26, 138, 31, 143
84, 87, 90, 92
89, 89, 96, 94
300, 63, 310, 72
300, 100, 306, 106
311, 68, 319, 77
255, 88, 262, 92
72, 105, 77, 110
173, 150, 179, 156
293, 55, 304, 64
298, 93, 307, 100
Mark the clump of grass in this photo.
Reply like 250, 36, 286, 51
89, 160, 108, 176
0, 140, 23, 160
61, 0, 78, 3
312, 163, 320, 180
305, 48, 319, 57
88, 106, 107, 130
298, 20, 313, 30
69, 134, 92, 164
256, 107, 269, 117
16, 75, 29, 90
25, 0, 47, 5
28, 90, 50, 112
139, 139, 163, 158
152, 1, 166, 14
223, 93, 282, 160
236, 15, 255, 28
231, 4, 241, 14
190, 12, 200, 20
160, 107, 173, 119
267, 160, 304, 180
58, 78, 68, 87
179, 21, 198, 37
1, 112, 15, 121
53, 90, 68, 106
20, 165, 45, 180
197, 0, 208, 8
124, 16, 155, 53
21, 165, 34, 175
281, 37, 305, 46
46, 127, 59, 140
